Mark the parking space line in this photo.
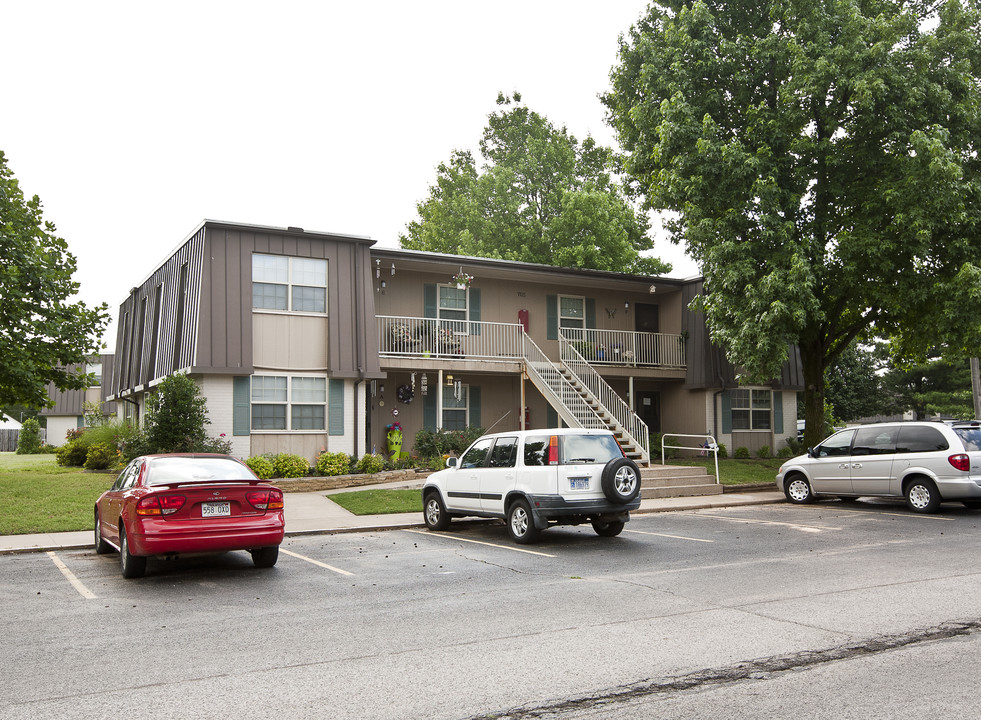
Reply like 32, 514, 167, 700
625, 529, 714, 543
802, 507, 954, 521
46, 552, 97, 599
682, 513, 839, 533
280, 548, 354, 576
403, 529, 558, 557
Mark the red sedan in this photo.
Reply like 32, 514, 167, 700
94, 454, 286, 578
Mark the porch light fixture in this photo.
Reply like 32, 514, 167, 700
624, 301, 630, 313
391, 263, 396, 276
375, 258, 381, 279
445, 374, 454, 386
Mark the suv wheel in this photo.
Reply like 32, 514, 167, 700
905, 478, 940, 513
507, 500, 540, 544
784, 475, 815, 504
601, 458, 641, 504
424, 491, 452, 531
591, 519, 625, 537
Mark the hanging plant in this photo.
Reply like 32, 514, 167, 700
397, 384, 415, 404
451, 267, 473, 288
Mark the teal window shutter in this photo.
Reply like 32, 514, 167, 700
233, 376, 251, 436
469, 288, 481, 335
328, 379, 345, 436
546, 295, 557, 340
423, 390, 437, 431
469, 386, 481, 428
424, 284, 437, 319
773, 391, 784, 434
585, 298, 596, 328
721, 390, 733, 435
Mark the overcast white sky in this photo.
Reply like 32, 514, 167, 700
3, 1, 698, 351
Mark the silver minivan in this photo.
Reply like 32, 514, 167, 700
776, 421, 981, 512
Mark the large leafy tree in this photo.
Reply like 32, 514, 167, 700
401, 92, 670, 275
604, 1, 981, 446
0, 151, 108, 407
825, 342, 884, 422
878, 352, 975, 420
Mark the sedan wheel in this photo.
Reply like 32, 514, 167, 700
784, 475, 815, 504
119, 527, 147, 579
251, 546, 279, 568
905, 479, 940, 513
507, 500, 539, 544
94, 510, 112, 555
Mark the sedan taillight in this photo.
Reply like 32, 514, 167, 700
136, 495, 186, 516
948, 454, 970, 472
247, 489, 284, 510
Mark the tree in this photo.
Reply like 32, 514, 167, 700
604, 1, 981, 446
0, 151, 109, 408
142, 374, 221, 454
401, 92, 671, 275
824, 342, 883, 422
878, 353, 975, 420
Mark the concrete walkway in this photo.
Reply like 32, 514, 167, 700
0, 480, 784, 554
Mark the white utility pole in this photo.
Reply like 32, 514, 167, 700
972, 357, 981, 420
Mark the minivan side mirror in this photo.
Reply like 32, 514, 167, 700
807, 447, 817, 459
446, 457, 458, 469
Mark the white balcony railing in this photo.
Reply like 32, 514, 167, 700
377, 316, 524, 362
561, 328, 686, 368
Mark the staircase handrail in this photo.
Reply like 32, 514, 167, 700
521, 334, 607, 429
559, 334, 650, 463
661, 433, 720, 484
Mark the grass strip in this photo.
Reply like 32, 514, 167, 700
329, 488, 423, 516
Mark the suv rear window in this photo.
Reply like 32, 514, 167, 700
560, 434, 623, 465
953, 427, 981, 452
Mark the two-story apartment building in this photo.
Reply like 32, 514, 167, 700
40, 354, 116, 445
107, 220, 802, 462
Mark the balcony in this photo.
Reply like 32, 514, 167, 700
377, 316, 686, 370
560, 328, 686, 369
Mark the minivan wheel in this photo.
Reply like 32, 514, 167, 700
601, 458, 641, 504
424, 492, 451, 531
784, 475, 815, 504
507, 500, 539, 544
905, 479, 940, 513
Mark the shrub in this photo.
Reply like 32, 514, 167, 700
756, 445, 772, 459
784, 436, 805, 456
315, 451, 351, 477
141, 374, 210, 453
355, 453, 385, 474
716, 443, 728, 458
413, 426, 485, 460
56, 440, 89, 467
84, 442, 119, 470
734, 447, 751, 459
199, 433, 232, 455
16, 418, 43, 454
273, 453, 309, 478
777, 446, 794, 458
245, 455, 275, 480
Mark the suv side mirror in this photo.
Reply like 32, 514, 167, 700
446, 457, 458, 469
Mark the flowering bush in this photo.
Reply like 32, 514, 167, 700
245, 455, 275, 480
273, 453, 310, 478
355, 453, 386, 474
315, 451, 351, 477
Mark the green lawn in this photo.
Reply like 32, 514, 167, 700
329, 488, 423, 516
0, 453, 115, 535
670, 457, 783, 486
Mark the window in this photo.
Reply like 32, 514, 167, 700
438, 285, 468, 334
897, 425, 949, 453
252, 254, 327, 313
816, 429, 856, 458
442, 384, 469, 431
731, 389, 772, 430
523, 436, 550, 467
251, 375, 326, 431
852, 426, 899, 455
489, 437, 518, 468
559, 295, 585, 330
86, 362, 102, 388
460, 437, 492, 469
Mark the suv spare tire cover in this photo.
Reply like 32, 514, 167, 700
601, 457, 641, 504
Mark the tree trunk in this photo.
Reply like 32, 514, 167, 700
800, 339, 827, 449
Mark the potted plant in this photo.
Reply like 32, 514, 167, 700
451, 268, 473, 289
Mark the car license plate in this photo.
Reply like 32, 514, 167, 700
570, 478, 589, 490
202, 501, 230, 518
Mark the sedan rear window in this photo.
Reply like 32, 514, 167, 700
145, 457, 256, 486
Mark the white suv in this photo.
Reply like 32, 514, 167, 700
422, 428, 642, 543
777, 421, 981, 513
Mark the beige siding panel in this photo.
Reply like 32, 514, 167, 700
250, 434, 328, 463
253, 314, 329, 370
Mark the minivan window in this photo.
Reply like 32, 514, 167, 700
896, 426, 949, 453
852, 426, 898, 456
560, 434, 622, 465
953, 427, 981, 452
815, 429, 855, 458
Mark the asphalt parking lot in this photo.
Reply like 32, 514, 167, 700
5, 500, 981, 720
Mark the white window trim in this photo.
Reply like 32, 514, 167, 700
441, 383, 469, 430
252, 254, 329, 316
558, 294, 586, 329
251, 373, 328, 433
730, 388, 772, 432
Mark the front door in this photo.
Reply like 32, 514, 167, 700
635, 303, 659, 333
636, 391, 661, 433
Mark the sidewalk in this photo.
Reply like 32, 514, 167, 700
0, 481, 784, 554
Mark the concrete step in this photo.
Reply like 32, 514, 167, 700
641, 483, 725, 499
640, 465, 711, 480
642, 475, 717, 489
